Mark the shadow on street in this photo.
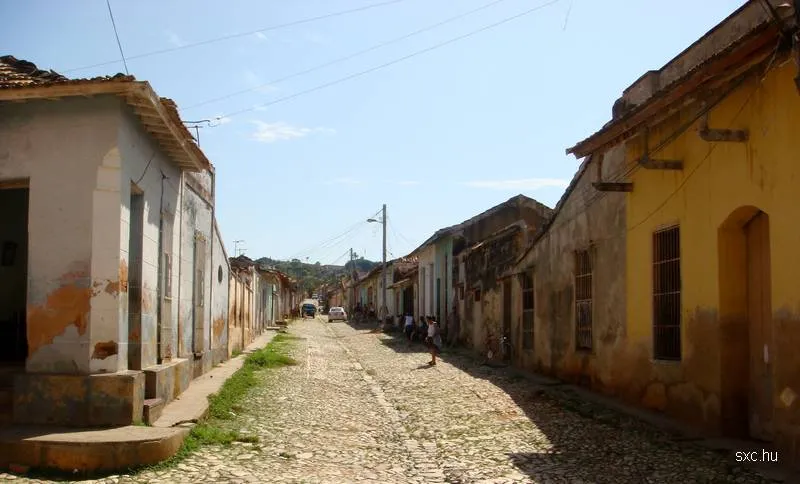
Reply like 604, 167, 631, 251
339, 321, 780, 483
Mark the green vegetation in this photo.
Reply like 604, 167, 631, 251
256, 255, 378, 297
138, 333, 299, 472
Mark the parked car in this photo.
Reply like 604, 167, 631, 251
302, 303, 316, 317
327, 307, 347, 322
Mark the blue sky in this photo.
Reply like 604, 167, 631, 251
2, 0, 745, 264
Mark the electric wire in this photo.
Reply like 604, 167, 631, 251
535, 47, 777, 247
217, 0, 561, 119
312, 227, 371, 264
180, 0, 513, 111
105, 0, 129, 75
65, 0, 411, 73
537, 42, 781, 241
287, 220, 367, 260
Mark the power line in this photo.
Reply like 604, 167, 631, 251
289, 223, 367, 261
387, 215, 414, 247
65, 0, 410, 74
105, 0, 129, 75
311, 227, 371, 264
181, 0, 513, 112
626, 53, 773, 234
287, 211, 381, 260
217, 0, 561, 119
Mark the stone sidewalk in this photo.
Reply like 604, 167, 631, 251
153, 329, 279, 428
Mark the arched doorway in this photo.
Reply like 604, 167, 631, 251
718, 206, 773, 441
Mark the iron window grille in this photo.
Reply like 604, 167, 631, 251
653, 225, 681, 360
575, 249, 593, 351
522, 271, 534, 350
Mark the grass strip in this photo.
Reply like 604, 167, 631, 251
138, 333, 299, 473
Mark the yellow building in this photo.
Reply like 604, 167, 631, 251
568, 1, 800, 461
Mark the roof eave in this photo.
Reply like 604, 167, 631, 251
566, 21, 782, 158
0, 80, 211, 173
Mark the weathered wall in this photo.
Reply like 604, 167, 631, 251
515, 146, 627, 391
625, 62, 800, 458
117, 104, 181, 373
417, 246, 435, 317
178, 175, 212, 373
0, 97, 119, 374
227, 272, 244, 357
463, 229, 526, 355
210, 221, 229, 365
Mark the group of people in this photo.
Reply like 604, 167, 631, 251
353, 302, 377, 321
403, 313, 442, 366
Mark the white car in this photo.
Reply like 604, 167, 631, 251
328, 307, 347, 322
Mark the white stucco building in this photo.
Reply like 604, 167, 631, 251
0, 55, 229, 426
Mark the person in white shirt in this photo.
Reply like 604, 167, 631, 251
426, 316, 442, 366
403, 313, 414, 342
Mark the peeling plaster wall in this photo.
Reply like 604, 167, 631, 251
462, 230, 525, 356
416, 247, 435, 318
515, 146, 627, 396
0, 98, 120, 374
210, 222, 229, 365
178, 179, 212, 360
624, 63, 800, 458
453, 199, 552, 354
116, 106, 181, 373
227, 272, 245, 357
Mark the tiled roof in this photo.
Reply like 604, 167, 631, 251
565, 1, 789, 157
0, 55, 211, 172
0, 55, 132, 88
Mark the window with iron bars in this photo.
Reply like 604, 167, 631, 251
575, 249, 593, 350
521, 271, 534, 350
653, 225, 681, 360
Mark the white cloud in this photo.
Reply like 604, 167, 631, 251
166, 30, 185, 47
250, 121, 335, 143
213, 115, 231, 126
397, 180, 421, 186
253, 32, 268, 41
326, 177, 361, 185
463, 178, 570, 191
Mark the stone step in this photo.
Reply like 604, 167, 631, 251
143, 398, 165, 426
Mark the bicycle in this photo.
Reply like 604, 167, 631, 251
499, 335, 513, 362
481, 334, 512, 368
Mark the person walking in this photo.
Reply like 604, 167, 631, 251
403, 312, 414, 343
426, 316, 442, 366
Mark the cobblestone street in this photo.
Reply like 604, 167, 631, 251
4, 319, 781, 483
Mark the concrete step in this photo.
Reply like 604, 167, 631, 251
0, 424, 188, 473
143, 398, 165, 426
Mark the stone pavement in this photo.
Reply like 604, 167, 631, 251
2, 319, 786, 483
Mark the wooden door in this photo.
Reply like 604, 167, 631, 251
745, 211, 773, 441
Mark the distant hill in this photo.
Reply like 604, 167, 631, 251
255, 256, 378, 297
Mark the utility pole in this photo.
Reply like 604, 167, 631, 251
367, 205, 388, 325
381, 204, 387, 325
349, 248, 355, 312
